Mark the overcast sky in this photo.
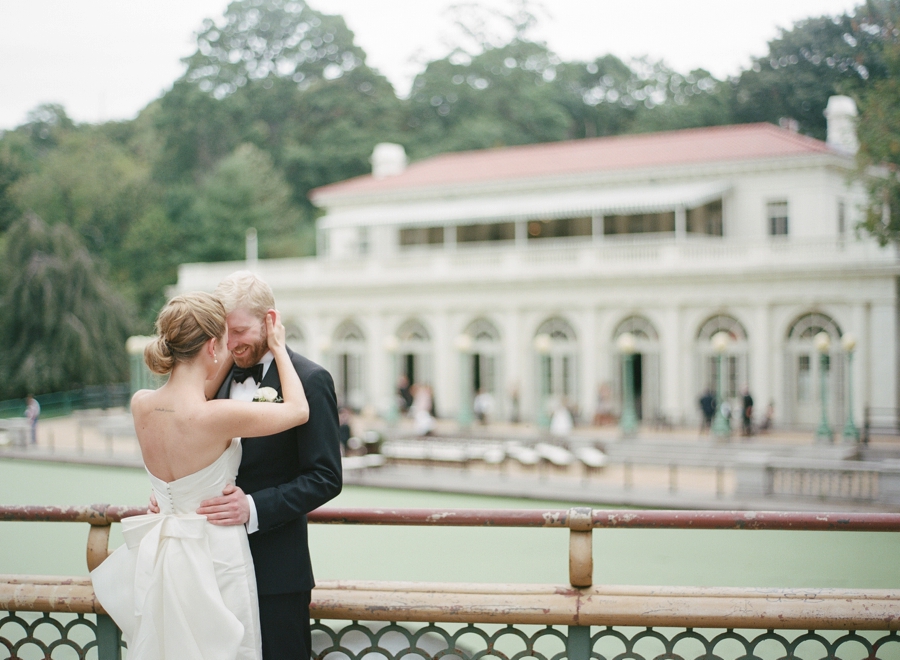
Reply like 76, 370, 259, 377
0, 0, 863, 131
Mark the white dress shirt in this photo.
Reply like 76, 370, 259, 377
228, 351, 275, 534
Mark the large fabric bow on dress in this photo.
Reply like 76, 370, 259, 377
92, 513, 244, 660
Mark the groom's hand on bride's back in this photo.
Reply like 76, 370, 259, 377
197, 483, 251, 526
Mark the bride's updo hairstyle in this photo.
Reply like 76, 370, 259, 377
145, 292, 227, 375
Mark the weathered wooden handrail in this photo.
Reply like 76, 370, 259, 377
5, 505, 900, 590
3, 576, 900, 630
4, 505, 900, 633
6, 505, 900, 530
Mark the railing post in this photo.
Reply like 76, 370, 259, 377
567, 624, 591, 660
87, 515, 112, 572
567, 507, 593, 588
96, 613, 122, 660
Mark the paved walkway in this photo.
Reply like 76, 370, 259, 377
2, 410, 898, 512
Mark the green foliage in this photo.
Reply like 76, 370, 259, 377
0, 214, 133, 398
732, 1, 900, 139
11, 129, 155, 274
856, 8, 900, 244
3, 0, 900, 380
191, 143, 306, 261
182, 0, 366, 98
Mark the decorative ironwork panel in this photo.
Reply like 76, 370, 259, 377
311, 621, 900, 660
589, 627, 900, 660
1, 611, 123, 660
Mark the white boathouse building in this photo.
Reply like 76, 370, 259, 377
175, 97, 899, 431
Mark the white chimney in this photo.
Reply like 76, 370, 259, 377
824, 95, 859, 155
371, 143, 407, 178
245, 227, 258, 268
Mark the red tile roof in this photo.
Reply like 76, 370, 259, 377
311, 123, 834, 202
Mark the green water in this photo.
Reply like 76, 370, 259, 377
1, 458, 898, 588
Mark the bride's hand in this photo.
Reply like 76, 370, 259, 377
266, 309, 286, 353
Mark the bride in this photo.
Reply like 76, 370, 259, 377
91, 291, 309, 660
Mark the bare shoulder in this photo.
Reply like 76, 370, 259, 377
130, 389, 154, 410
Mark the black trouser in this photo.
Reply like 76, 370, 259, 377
259, 591, 312, 660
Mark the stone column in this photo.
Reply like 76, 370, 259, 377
432, 308, 451, 418
660, 306, 681, 423
675, 206, 687, 242
580, 308, 598, 424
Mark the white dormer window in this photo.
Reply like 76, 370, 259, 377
767, 201, 789, 236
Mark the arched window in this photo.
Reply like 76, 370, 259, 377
284, 321, 306, 355
785, 312, 844, 429
695, 314, 749, 401
395, 319, 434, 391
787, 313, 842, 341
537, 317, 577, 343
697, 314, 748, 343
463, 318, 503, 420
534, 317, 578, 419
334, 320, 365, 343
332, 320, 366, 411
612, 315, 661, 422
397, 319, 431, 343
466, 318, 500, 344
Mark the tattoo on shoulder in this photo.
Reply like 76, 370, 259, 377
154, 407, 175, 413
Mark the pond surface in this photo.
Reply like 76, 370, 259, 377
1, 458, 898, 588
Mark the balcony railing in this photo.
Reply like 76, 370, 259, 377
177, 235, 899, 293
2, 505, 900, 659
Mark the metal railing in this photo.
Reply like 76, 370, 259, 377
0, 384, 130, 420
864, 406, 900, 443
3, 505, 900, 659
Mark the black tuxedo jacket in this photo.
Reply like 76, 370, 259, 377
216, 348, 342, 595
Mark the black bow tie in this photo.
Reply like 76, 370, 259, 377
233, 363, 264, 384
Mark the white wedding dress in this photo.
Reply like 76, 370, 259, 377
91, 438, 262, 660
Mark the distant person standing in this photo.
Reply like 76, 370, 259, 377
699, 389, 716, 434
411, 383, 435, 436
473, 389, 494, 425
741, 388, 754, 437
24, 395, 40, 445
550, 400, 574, 438
397, 375, 413, 413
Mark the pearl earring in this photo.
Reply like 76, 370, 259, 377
215, 357, 219, 364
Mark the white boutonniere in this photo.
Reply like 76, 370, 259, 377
253, 386, 283, 403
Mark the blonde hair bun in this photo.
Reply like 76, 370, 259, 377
145, 292, 226, 374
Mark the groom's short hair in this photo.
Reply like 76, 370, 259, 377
215, 271, 275, 319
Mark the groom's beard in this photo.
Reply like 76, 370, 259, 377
231, 330, 268, 369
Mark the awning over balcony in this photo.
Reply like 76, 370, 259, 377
319, 181, 731, 229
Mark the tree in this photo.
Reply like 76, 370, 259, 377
407, 39, 571, 156
0, 214, 134, 398
189, 143, 306, 262
11, 129, 155, 276
857, 7, 900, 244
182, 0, 367, 98
731, 1, 900, 139
0, 104, 75, 232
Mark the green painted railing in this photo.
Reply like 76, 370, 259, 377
0, 384, 130, 420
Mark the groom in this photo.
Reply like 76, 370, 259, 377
198, 271, 342, 659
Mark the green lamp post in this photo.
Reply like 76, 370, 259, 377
814, 331, 833, 443
383, 334, 399, 426
710, 331, 731, 439
455, 333, 474, 429
841, 333, 859, 443
533, 333, 552, 430
617, 332, 638, 438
